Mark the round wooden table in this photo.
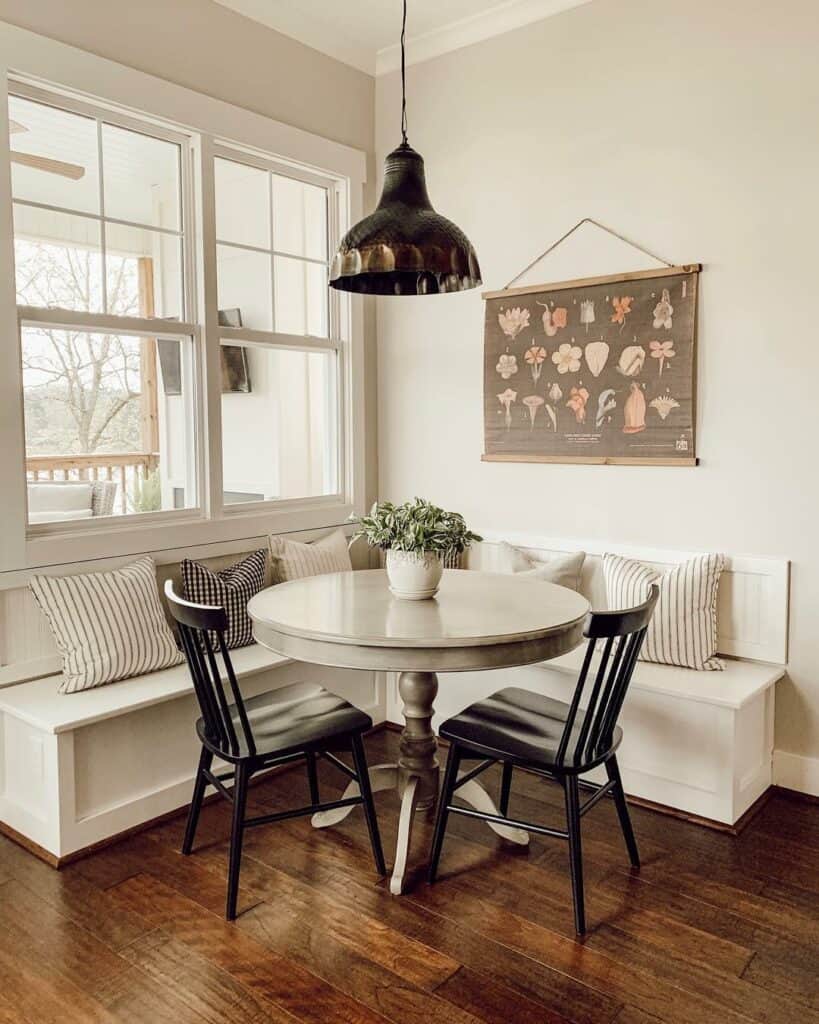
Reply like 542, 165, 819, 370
248, 568, 589, 894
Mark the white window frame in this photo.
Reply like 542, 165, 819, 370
212, 143, 346, 516
0, 23, 367, 574
12, 80, 202, 534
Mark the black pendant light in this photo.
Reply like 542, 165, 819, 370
329, 0, 481, 296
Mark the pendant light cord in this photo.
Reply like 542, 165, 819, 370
400, 0, 408, 145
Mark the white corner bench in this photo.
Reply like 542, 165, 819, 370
388, 534, 789, 830
0, 537, 384, 864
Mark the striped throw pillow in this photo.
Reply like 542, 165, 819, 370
602, 552, 726, 671
269, 529, 352, 582
181, 549, 267, 649
30, 556, 183, 694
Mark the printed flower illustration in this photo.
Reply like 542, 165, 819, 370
653, 288, 674, 329
538, 302, 568, 338
566, 386, 590, 424
524, 345, 547, 383
580, 299, 595, 332
617, 344, 646, 377
548, 382, 563, 403
623, 382, 646, 433
522, 395, 545, 430
596, 388, 617, 428
611, 295, 634, 331
495, 352, 518, 379
498, 307, 530, 340
649, 339, 676, 376
551, 342, 582, 374
650, 393, 680, 420
497, 388, 517, 430
584, 340, 609, 378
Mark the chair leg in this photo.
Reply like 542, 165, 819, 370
606, 756, 640, 868
499, 761, 513, 817
351, 734, 386, 876
306, 750, 320, 806
226, 762, 250, 921
563, 775, 586, 936
428, 742, 462, 883
182, 746, 212, 855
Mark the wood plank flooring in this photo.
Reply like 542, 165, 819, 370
0, 728, 818, 1023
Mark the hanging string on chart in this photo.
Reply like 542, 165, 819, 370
504, 218, 676, 290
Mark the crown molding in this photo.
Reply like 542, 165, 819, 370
375, 0, 593, 76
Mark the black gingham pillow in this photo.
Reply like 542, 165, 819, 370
181, 549, 267, 650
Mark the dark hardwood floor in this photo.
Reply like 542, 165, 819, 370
1, 728, 818, 1023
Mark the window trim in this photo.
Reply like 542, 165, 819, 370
11, 81, 203, 532
0, 23, 368, 575
212, 142, 346, 516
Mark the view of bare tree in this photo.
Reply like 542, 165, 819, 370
18, 239, 142, 454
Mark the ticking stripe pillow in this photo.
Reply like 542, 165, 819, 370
602, 552, 726, 671
269, 528, 352, 582
30, 556, 183, 694
181, 549, 267, 650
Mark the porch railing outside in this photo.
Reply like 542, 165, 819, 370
26, 453, 158, 515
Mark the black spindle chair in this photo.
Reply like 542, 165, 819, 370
165, 581, 385, 920
428, 585, 659, 935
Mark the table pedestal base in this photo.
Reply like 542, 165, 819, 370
311, 670, 529, 894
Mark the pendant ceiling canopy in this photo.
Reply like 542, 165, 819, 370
329, 1, 481, 296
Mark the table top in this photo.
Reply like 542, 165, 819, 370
248, 569, 589, 650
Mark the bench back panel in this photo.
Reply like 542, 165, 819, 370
467, 533, 790, 665
0, 528, 361, 687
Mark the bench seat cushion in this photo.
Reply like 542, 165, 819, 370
0, 643, 290, 734
534, 643, 784, 711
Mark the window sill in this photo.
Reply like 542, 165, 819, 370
7, 499, 355, 579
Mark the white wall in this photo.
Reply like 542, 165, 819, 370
375, 0, 819, 772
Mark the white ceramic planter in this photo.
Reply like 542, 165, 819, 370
386, 549, 444, 600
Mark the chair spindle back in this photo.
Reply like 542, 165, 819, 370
164, 581, 256, 757
555, 584, 659, 768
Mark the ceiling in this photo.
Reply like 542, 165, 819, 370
213, 0, 592, 75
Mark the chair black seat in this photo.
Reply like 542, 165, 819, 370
442, 684, 622, 770
440, 686, 623, 773
196, 681, 372, 761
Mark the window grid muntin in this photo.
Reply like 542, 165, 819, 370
213, 148, 333, 343
9, 80, 189, 323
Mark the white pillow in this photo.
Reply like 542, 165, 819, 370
269, 528, 353, 582
602, 552, 725, 671
28, 483, 93, 514
29, 555, 183, 694
471, 540, 586, 591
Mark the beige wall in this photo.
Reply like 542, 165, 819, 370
375, 0, 819, 766
0, 0, 373, 152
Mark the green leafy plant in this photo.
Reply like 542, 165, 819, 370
351, 498, 481, 555
129, 468, 162, 514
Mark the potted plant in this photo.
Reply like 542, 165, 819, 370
351, 497, 482, 600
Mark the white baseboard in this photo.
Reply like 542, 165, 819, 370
773, 749, 819, 797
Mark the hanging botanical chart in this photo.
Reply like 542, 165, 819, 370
482, 266, 700, 465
